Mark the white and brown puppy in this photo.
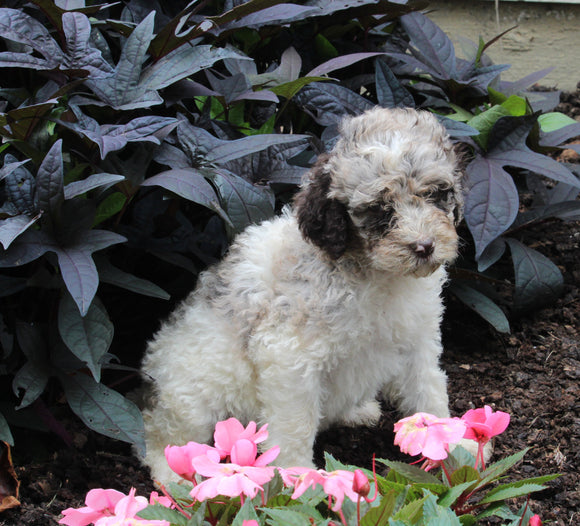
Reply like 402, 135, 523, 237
140, 107, 465, 482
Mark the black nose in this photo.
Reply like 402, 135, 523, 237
411, 240, 434, 259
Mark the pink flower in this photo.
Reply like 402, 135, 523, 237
394, 412, 467, 461
59, 488, 125, 526
242, 521, 259, 526
461, 405, 510, 445
189, 449, 276, 501
164, 442, 217, 481
213, 418, 269, 459
282, 467, 359, 512
93, 488, 169, 526
529, 515, 542, 526
149, 492, 172, 509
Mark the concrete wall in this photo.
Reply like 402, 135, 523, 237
426, 1, 580, 92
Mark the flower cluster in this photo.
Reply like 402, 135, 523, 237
393, 405, 510, 469
60, 407, 550, 526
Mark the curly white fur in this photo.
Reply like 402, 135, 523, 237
140, 107, 468, 482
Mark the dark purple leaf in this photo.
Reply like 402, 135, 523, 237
450, 282, 510, 333
539, 122, 580, 149
60, 372, 145, 455
64, 173, 125, 200
35, 139, 65, 219
374, 60, 415, 108
0, 213, 42, 250
465, 154, 520, 259
294, 82, 373, 126
506, 238, 564, 311
400, 12, 456, 80
0, 8, 62, 63
307, 52, 386, 77
141, 168, 231, 226
4, 161, 36, 215
211, 169, 275, 233
58, 294, 113, 381
54, 230, 126, 315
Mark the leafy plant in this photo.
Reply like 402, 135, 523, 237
59, 411, 558, 525
0, 0, 425, 451
0, 0, 578, 455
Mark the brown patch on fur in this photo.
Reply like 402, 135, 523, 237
293, 155, 353, 260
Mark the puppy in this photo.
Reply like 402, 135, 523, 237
140, 107, 464, 482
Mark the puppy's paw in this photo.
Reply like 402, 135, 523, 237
341, 399, 382, 427
452, 438, 493, 465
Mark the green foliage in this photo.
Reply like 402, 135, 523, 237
0, 0, 578, 454
132, 450, 556, 525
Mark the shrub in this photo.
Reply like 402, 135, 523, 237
0, 0, 578, 451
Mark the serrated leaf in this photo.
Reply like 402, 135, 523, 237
60, 372, 145, 455
137, 504, 188, 525
261, 506, 318, 526
474, 449, 528, 491
506, 238, 564, 311
377, 459, 442, 485
449, 282, 510, 333
360, 489, 397, 526
58, 294, 113, 382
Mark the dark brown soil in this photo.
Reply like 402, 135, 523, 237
1, 88, 579, 526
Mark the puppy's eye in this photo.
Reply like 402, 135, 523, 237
428, 187, 454, 208
359, 203, 394, 232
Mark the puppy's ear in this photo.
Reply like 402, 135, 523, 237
293, 155, 351, 259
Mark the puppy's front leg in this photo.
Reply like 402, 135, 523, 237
384, 339, 450, 418
256, 365, 321, 468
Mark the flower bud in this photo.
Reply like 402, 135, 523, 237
529, 515, 542, 526
352, 469, 370, 497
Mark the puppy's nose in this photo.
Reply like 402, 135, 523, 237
411, 239, 434, 259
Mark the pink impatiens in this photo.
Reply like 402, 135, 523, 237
462, 405, 510, 444
393, 412, 467, 461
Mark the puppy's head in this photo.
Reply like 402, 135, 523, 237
294, 107, 463, 277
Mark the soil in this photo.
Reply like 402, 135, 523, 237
1, 87, 579, 526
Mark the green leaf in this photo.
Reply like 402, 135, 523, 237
58, 294, 114, 382
261, 506, 321, 525
479, 483, 547, 504
438, 480, 478, 508
538, 112, 577, 133
474, 449, 529, 491
450, 466, 480, 486
377, 459, 445, 485
360, 489, 397, 526
138, 504, 189, 525
467, 105, 510, 149
269, 76, 329, 100
500, 95, 527, 117
93, 192, 126, 226
60, 372, 145, 455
